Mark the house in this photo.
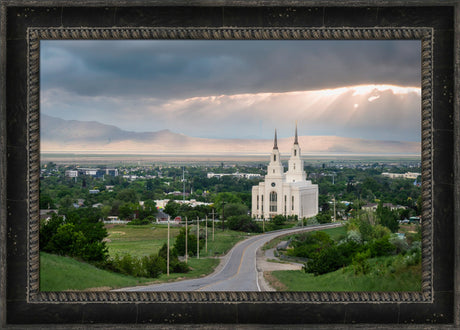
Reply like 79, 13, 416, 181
156, 210, 170, 222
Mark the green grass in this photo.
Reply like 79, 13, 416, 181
40, 252, 154, 291
40, 224, 249, 291
262, 224, 347, 251
106, 224, 181, 258
198, 228, 255, 257
318, 225, 347, 241
141, 257, 221, 284
267, 255, 422, 292
106, 224, 251, 259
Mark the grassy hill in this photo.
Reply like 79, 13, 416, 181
40, 252, 154, 291
266, 255, 422, 292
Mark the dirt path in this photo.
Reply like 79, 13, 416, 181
256, 247, 302, 291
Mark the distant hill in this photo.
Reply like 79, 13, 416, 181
41, 114, 420, 156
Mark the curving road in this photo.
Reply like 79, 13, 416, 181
116, 223, 342, 292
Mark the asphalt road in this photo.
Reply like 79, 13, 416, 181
117, 223, 342, 292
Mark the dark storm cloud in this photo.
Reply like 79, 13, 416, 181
41, 39, 420, 100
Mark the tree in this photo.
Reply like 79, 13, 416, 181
39, 194, 56, 209
116, 189, 138, 203
164, 200, 180, 219
213, 192, 242, 213
227, 215, 261, 233
376, 203, 399, 233
140, 200, 158, 219
119, 203, 136, 220
145, 179, 154, 191
222, 203, 248, 218
40, 208, 109, 262
173, 227, 198, 256
316, 211, 332, 224
272, 215, 286, 226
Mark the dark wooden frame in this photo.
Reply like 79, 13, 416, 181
1, 1, 458, 328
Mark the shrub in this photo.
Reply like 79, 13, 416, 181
305, 245, 345, 276
142, 254, 166, 278
227, 215, 261, 233
305, 217, 319, 226
352, 250, 371, 275
127, 218, 151, 225
173, 228, 198, 256
40, 209, 109, 262
112, 254, 144, 277
272, 215, 286, 226
368, 237, 395, 257
389, 235, 409, 254
346, 229, 362, 244
371, 224, 392, 240
336, 240, 362, 264
159, 243, 190, 274
316, 211, 332, 224
289, 231, 334, 258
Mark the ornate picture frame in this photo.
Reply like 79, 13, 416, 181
1, 1, 458, 327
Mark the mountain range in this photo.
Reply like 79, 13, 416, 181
41, 114, 420, 156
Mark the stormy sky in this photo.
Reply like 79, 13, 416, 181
40, 39, 421, 142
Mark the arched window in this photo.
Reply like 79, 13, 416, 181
292, 196, 294, 211
269, 191, 277, 212
294, 150, 297, 156
274, 154, 276, 162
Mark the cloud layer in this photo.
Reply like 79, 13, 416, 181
40, 40, 421, 141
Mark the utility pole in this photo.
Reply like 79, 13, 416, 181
185, 216, 188, 264
183, 167, 185, 203
210, 208, 216, 241
205, 216, 208, 253
222, 201, 226, 231
197, 217, 200, 259
184, 167, 188, 264
167, 218, 170, 277
333, 196, 336, 222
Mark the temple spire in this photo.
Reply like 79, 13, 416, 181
294, 121, 299, 145
273, 129, 278, 149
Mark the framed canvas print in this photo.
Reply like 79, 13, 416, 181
1, 1, 458, 328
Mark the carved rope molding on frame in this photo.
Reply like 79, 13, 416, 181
27, 27, 433, 303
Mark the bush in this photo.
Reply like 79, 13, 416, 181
159, 243, 190, 273
288, 231, 334, 258
272, 215, 286, 226
305, 217, 319, 226
336, 240, 362, 265
346, 229, 362, 244
142, 254, 166, 278
305, 245, 345, 276
173, 228, 198, 256
316, 211, 332, 224
352, 250, 371, 275
40, 209, 109, 262
367, 237, 395, 257
227, 215, 262, 233
127, 218, 151, 225
112, 254, 144, 277
389, 235, 409, 254
371, 224, 392, 240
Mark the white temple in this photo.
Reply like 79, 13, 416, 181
251, 126, 318, 220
